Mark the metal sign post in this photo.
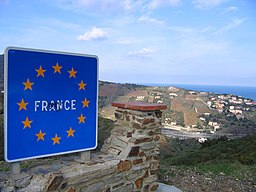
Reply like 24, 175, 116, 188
10, 162, 20, 175
4, 47, 98, 162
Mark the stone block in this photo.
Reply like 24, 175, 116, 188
125, 170, 144, 180
112, 138, 128, 148
80, 181, 105, 192
134, 137, 153, 144
135, 178, 143, 189
144, 175, 157, 185
112, 182, 124, 190
150, 182, 159, 191
132, 163, 150, 171
67, 187, 76, 192
108, 147, 122, 155
142, 118, 156, 125
106, 173, 124, 183
133, 159, 143, 165
63, 162, 118, 186
46, 173, 63, 191
117, 160, 132, 172
131, 121, 144, 129
113, 183, 133, 192
112, 127, 127, 136
13, 173, 31, 189
141, 142, 156, 151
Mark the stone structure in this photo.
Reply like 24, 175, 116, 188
0, 102, 167, 192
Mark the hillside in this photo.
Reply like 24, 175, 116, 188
98, 82, 256, 135
159, 136, 256, 191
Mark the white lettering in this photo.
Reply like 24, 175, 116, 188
64, 100, 70, 110
42, 100, 48, 111
34, 99, 77, 112
71, 100, 76, 110
56, 100, 63, 111
49, 101, 56, 111
35, 101, 40, 112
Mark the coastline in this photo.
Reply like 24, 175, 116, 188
141, 83, 256, 101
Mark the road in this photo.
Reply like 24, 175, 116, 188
161, 128, 247, 140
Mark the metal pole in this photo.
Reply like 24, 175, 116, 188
80, 151, 90, 161
10, 162, 20, 175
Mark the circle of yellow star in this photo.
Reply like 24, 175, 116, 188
52, 134, 61, 145
52, 62, 62, 74
68, 67, 77, 78
36, 130, 46, 141
36, 65, 46, 77
17, 98, 28, 111
78, 114, 86, 124
22, 117, 32, 128
82, 98, 90, 108
23, 78, 34, 90
78, 80, 86, 90
66, 127, 76, 137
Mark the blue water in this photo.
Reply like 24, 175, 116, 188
143, 83, 256, 101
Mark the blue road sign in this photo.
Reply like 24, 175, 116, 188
4, 47, 98, 162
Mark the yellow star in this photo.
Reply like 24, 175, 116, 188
52, 62, 62, 74
78, 80, 86, 90
52, 134, 61, 145
17, 98, 28, 111
66, 127, 76, 137
35, 65, 46, 77
78, 114, 86, 124
68, 67, 77, 78
22, 117, 32, 128
82, 98, 90, 108
23, 78, 34, 90
35, 130, 46, 141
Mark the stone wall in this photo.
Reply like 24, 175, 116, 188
0, 102, 167, 192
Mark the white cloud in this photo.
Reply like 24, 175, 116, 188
147, 0, 182, 10
137, 16, 164, 25
128, 48, 156, 58
192, 0, 227, 9
215, 18, 247, 34
77, 26, 107, 41
224, 6, 238, 13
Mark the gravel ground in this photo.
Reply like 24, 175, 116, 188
159, 166, 256, 192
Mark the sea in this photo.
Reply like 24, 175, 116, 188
143, 83, 256, 101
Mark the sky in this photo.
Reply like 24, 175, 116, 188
0, 0, 256, 86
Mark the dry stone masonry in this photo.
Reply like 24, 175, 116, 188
0, 102, 167, 192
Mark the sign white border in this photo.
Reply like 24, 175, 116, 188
4, 47, 99, 162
